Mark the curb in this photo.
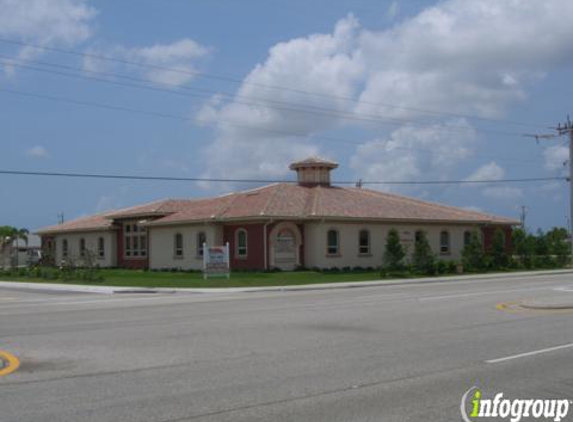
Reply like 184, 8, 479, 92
0, 281, 172, 295
520, 301, 573, 310
0, 269, 571, 295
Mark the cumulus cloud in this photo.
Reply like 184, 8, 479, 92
196, 16, 363, 186
465, 161, 504, 181
0, 0, 97, 74
543, 144, 568, 172
356, 0, 573, 119
350, 119, 477, 190
465, 161, 523, 200
25, 145, 49, 158
196, 1, 573, 189
83, 39, 211, 86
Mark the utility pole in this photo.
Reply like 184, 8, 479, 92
58, 212, 65, 225
527, 116, 573, 257
556, 117, 573, 256
518, 205, 528, 229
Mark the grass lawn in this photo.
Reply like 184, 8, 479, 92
0, 269, 394, 288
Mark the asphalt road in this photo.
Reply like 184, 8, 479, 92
1, 273, 573, 421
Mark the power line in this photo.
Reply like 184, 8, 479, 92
0, 56, 535, 138
0, 87, 549, 167
0, 169, 564, 186
0, 36, 551, 129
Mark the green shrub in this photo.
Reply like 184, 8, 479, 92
382, 228, 405, 272
462, 230, 484, 272
412, 230, 435, 275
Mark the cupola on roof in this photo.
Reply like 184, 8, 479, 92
289, 156, 339, 187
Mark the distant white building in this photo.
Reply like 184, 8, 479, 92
37, 157, 518, 271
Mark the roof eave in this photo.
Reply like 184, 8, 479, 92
144, 215, 519, 227
35, 226, 117, 236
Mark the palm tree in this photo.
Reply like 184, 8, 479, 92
0, 226, 16, 269
14, 228, 29, 268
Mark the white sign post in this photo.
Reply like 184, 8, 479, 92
203, 242, 230, 280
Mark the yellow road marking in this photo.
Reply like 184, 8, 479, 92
0, 350, 20, 377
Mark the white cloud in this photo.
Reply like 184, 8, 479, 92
196, 16, 363, 185
0, 0, 97, 75
465, 161, 504, 181
356, 0, 573, 119
543, 144, 568, 172
25, 145, 49, 158
196, 1, 573, 186
465, 161, 524, 200
83, 39, 210, 86
350, 119, 477, 190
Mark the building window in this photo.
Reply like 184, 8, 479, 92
124, 222, 147, 258
415, 230, 423, 242
327, 229, 339, 255
359, 230, 370, 255
98, 237, 105, 259
197, 232, 206, 256
440, 231, 450, 254
79, 238, 86, 257
62, 239, 68, 258
236, 229, 248, 258
463, 231, 472, 246
174, 233, 183, 258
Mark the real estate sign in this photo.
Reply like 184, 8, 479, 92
203, 242, 230, 279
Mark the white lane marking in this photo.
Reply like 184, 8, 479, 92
418, 286, 561, 302
553, 287, 573, 292
486, 343, 573, 364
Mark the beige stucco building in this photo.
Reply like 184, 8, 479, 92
37, 157, 518, 271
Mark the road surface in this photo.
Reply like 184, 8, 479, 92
1, 273, 573, 421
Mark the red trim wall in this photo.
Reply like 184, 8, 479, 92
223, 223, 268, 270
224, 223, 266, 270
222, 221, 305, 271
116, 224, 149, 269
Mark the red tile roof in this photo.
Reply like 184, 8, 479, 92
36, 183, 518, 234
36, 213, 116, 235
104, 199, 197, 219
148, 184, 517, 225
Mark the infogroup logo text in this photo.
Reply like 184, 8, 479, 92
461, 387, 571, 422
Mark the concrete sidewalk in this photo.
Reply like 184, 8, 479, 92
0, 269, 571, 295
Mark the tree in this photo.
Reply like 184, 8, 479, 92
546, 227, 570, 266
382, 228, 405, 272
490, 228, 509, 269
512, 228, 536, 269
412, 231, 435, 274
462, 230, 484, 272
534, 229, 551, 267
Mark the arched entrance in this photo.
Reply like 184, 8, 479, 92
269, 223, 302, 271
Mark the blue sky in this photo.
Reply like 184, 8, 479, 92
1, 0, 572, 232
